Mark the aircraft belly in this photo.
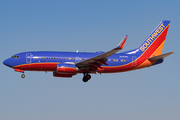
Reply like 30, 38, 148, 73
14, 63, 57, 71
101, 65, 133, 73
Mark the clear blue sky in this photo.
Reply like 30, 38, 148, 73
0, 0, 179, 120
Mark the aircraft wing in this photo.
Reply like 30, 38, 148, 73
76, 35, 127, 70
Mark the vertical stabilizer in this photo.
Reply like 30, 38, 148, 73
138, 20, 170, 57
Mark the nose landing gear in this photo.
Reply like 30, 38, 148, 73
82, 73, 91, 82
21, 74, 25, 78
14, 69, 25, 78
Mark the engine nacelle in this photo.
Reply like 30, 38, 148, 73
56, 63, 78, 74
53, 72, 73, 78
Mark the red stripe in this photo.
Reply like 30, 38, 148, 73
13, 63, 57, 71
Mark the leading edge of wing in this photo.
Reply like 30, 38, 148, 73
76, 35, 128, 68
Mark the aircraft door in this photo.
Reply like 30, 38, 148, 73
26, 53, 32, 63
132, 56, 137, 67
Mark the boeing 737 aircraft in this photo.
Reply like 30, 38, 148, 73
3, 20, 174, 82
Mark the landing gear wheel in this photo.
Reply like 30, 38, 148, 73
21, 74, 25, 78
82, 74, 91, 82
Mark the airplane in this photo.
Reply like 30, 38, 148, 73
3, 20, 174, 82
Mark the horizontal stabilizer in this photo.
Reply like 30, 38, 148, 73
148, 52, 175, 61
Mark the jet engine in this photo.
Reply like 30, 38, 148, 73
53, 72, 74, 77
53, 63, 78, 78
56, 63, 78, 73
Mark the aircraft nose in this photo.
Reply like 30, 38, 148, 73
3, 59, 11, 67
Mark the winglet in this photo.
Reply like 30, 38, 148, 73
114, 35, 128, 50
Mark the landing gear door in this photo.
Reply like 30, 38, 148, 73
26, 53, 32, 63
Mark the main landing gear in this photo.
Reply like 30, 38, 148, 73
82, 73, 91, 82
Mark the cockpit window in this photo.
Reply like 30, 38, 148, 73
11, 56, 19, 59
